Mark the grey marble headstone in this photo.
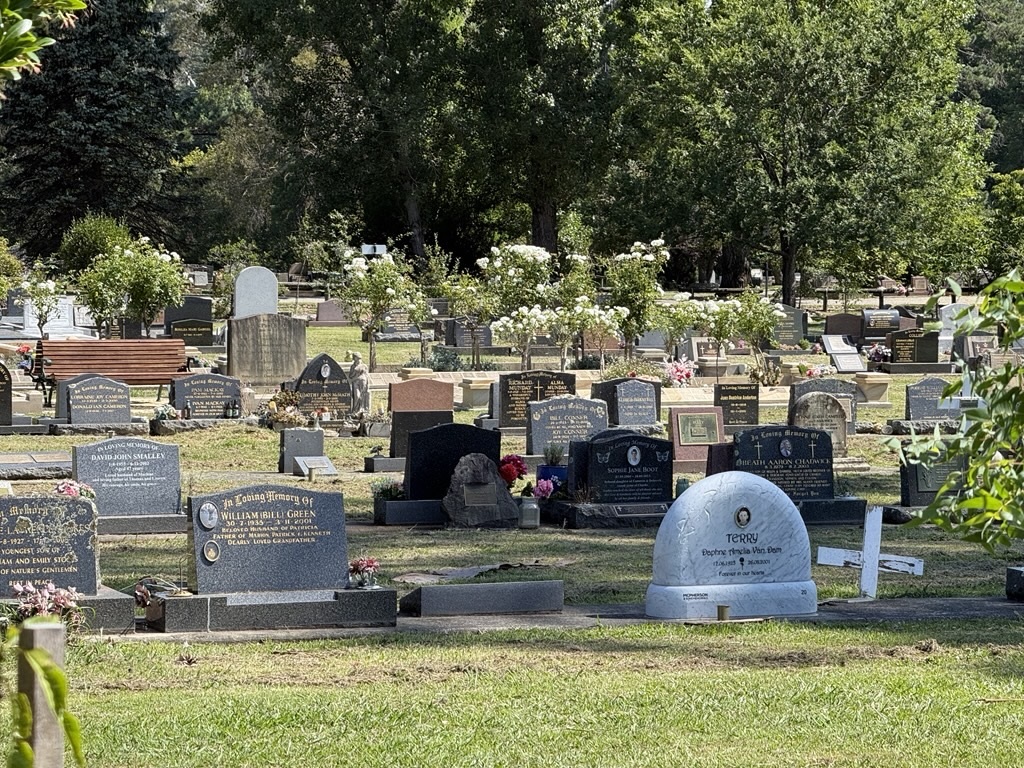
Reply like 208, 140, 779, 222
172, 373, 242, 419
790, 392, 848, 458
905, 377, 956, 421
590, 377, 662, 420
164, 295, 214, 336
73, 437, 180, 517
646, 471, 816, 619
612, 379, 658, 425
292, 353, 352, 417
498, 370, 576, 428
278, 428, 325, 473
233, 266, 279, 319
404, 424, 501, 500
788, 378, 857, 431
442, 453, 520, 528
0, 496, 98, 593
526, 396, 608, 455
67, 377, 132, 424
187, 485, 348, 594
55, 374, 115, 420
227, 314, 306, 387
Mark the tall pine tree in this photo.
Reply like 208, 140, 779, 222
0, 0, 181, 260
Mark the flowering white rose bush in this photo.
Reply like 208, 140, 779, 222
492, 304, 552, 370
478, 244, 553, 318
77, 237, 186, 337
604, 240, 670, 358
18, 262, 63, 337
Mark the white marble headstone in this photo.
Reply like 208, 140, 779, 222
646, 471, 817, 619
233, 266, 279, 319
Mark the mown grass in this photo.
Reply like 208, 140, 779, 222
68, 620, 1024, 767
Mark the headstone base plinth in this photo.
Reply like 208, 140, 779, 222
887, 419, 960, 436
363, 456, 406, 472
50, 423, 148, 436
0, 424, 49, 435
645, 581, 817, 620
878, 362, 953, 374
98, 514, 188, 535
672, 459, 708, 474
4, 585, 137, 634
146, 588, 397, 632
373, 499, 446, 525
150, 418, 237, 436
796, 497, 867, 526
546, 501, 669, 529
473, 416, 499, 431
399, 581, 564, 616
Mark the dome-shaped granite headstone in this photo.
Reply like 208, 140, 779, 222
646, 471, 817, 619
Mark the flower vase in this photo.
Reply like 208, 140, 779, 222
519, 498, 541, 529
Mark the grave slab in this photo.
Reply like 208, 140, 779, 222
399, 581, 564, 616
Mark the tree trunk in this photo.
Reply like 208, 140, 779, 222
719, 241, 750, 289
403, 180, 426, 260
368, 331, 378, 373
780, 230, 797, 307
531, 199, 558, 253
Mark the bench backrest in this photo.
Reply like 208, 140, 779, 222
34, 339, 188, 384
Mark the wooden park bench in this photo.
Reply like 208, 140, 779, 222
31, 338, 189, 406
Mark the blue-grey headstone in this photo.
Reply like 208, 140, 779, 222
66, 377, 132, 424
187, 485, 348, 594
278, 428, 325, 474
0, 496, 98, 593
73, 437, 180, 517
526, 396, 608, 455
172, 373, 242, 419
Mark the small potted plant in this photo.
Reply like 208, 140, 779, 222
358, 407, 392, 438
370, 477, 405, 524
536, 442, 568, 487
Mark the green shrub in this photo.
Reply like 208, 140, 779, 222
56, 214, 132, 275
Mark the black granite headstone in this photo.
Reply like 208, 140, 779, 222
67, 377, 132, 424
772, 304, 807, 347
445, 318, 492, 347
172, 373, 243, 419
390, 411, 454, 459
291, 353, 352, 417
170, 319, 215, 347
566, 429, 672, 504
0, 363, 12, 426
163, 295, 214, 336
862, 309, 900, 339
404, 424, 501, 500
732, 426, 834, 501
498, 370, 576, 428
73, 437, 180, 517
0, 495, 98, 593
526, 397, 608, 455
888, 328, 940, 364
714, 383, 759, 426
187, 485, 348, 594
900, 453, 966, 507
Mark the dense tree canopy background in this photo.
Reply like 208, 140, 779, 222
1, 0, 1023, 295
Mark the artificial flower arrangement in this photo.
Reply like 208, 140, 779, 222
54, 479, 96, 499
665, 357, 698, 387
7, 581, 85, 633
801, 363, 837, 379
498, 454, 530, 494
349, 556, 381, 588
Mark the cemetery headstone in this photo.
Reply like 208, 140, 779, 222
55, 374, 115, 420
887, 328, 940, 365
227, 314, 306, 387
668, 406, 726, 473
772, 304, 807, 347
645, 471, 817, 619
0, 363, 12, 426
610, 378, 658, 426
163, 295, 214, 336
445, 318, 492, 347
291, 353, 351, 418
729, 426, 865, 524
170, 319, 215, 347
233, 266, 279, 319
404, 424, 501, 500
498, 370, 576, 428
788, 378, 857, 432
72, 437, 180, 518
953, 334, 997, 368
388, 379, 453, 413
862, 309, 900, 340
278, 428, 325, 474
823, 312, 862, 340
904, 376, 956, 421
791, 392, 849, 458
22, 296, 76, 335
442, 453, 520, 528
900, 449, 966, 507
293, 456, 338, 478
0, 495, 98, 593
66, 377, 131, 425
714, 383, 759, 427
373, 309, 422, 342
821, 334, 867, 372
172, 373, 242, 419
390, 411, 454, 460
526, 396, 608, 455
566, 429, 673, 505
187, 485, 347, 594
590, 377, 662, 422
314, 299, 346, 325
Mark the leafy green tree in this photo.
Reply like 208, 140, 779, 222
0, 0, 182, 259
987, 170, 1024, 277
55, 214, 132, 275
603, 0, 989, 305
18, 261, 63, 337
0, 0, 84, 94
603, 240, 670, 359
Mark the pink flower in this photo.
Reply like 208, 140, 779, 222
533, 478, 555, 499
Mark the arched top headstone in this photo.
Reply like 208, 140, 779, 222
233, 266, 279, 319
646, 471, 816, 619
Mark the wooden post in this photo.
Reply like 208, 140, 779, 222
18, 622, 66, 768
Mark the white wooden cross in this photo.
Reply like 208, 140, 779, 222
816, 506, 924, 599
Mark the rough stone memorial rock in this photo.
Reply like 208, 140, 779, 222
646, 471, 817, 619
442, 453, 520, 528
